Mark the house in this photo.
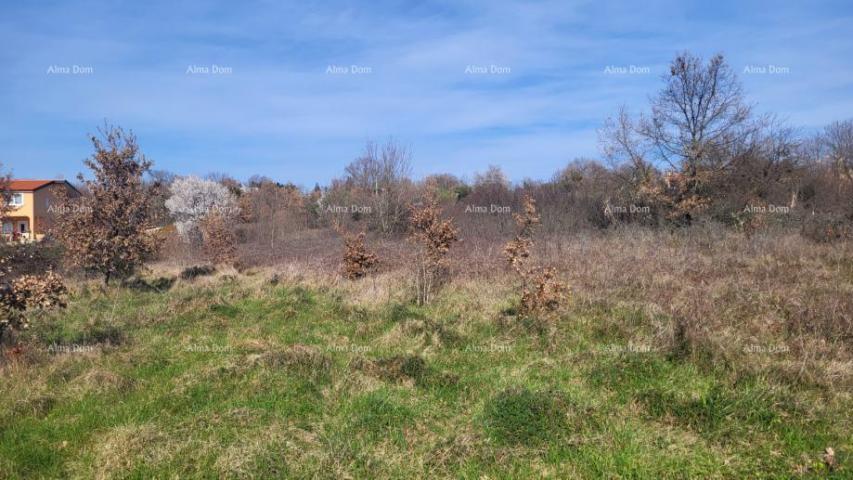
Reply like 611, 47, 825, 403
2, 179, 81, 242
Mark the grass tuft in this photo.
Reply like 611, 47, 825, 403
481, 387, 570, 445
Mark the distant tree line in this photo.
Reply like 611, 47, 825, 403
141, 52, 851, 251
4, 51, 851, 287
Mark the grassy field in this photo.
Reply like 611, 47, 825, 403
0, 253, 849, 479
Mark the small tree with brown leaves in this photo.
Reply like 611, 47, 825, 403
504, 194, 540, 276
200, 211, 237, 266
341, 231, 379, 280
504, 195, 568, 315
408, 197, 458, 305
53, 125, 158, 284
519, 267, 566, 314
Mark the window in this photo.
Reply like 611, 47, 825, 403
8, 193, 23, 207
2, 222, 11, 234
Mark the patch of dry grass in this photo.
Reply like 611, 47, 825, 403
2, 227, 849, 478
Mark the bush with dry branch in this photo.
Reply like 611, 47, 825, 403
519, 267, 568, 315
505, 195, 568, 315
1, 270, 67, 339
341, 231, 379, 280
1, 163, 67, 339
200, 212, 237, 266
408, 197, 459, 305
504, 194, 540, 276
7, 270, 68, 311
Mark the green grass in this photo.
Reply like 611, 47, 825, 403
0, 277, 849, 479
480, 387, 571, 445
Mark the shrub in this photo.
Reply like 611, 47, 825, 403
121, 276, 175, 292
341, 231, 379, 280
180, 265, 216, 280
504, 195, 568, 315
504, 194, 539, 276
519, 267, 569, 315
0, 242, 63, 280
801, 214, 853, 243
730, 207, 766, 239
1, 270, 67, 339
8, 271, 68, 311
408, 197, 459, 305
0, 238, 67, 341
200, 212, 237, 266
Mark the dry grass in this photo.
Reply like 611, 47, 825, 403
202, 225, 853, 388
1, 233, 850, 478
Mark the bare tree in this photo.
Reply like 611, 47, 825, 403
205, 172, 243, 196
473, 165, 510, 189
344, 139, 413, 235
241, 180, 304, 249
639, 53, 758, 174
146, 169, 175, 228
824, 119, 853, 182
601, 52, 763, 223
600, 107, 654, 184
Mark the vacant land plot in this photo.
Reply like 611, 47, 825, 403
1, 231, 850, 478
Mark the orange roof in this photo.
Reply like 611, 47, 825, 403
9, 179, 64, 191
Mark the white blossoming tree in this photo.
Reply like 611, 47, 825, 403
165, 176, 238, 242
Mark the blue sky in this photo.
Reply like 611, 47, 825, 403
1, 0, 851, 187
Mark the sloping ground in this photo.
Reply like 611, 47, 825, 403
0, 275, 849, 479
